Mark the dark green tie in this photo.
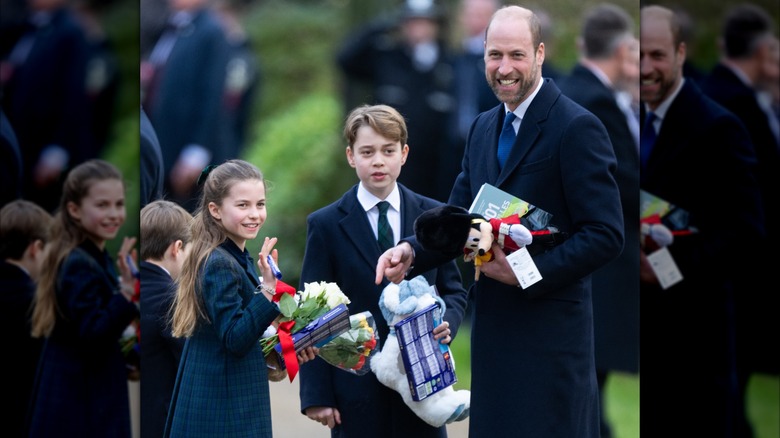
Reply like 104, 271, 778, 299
376, 201, 394, 252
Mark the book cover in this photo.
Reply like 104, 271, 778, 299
640, 189, 695, 233
275, 303, 351, 356
394, 302, 458, 401
469, 183, 552, 230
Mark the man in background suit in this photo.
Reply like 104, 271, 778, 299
142, 0, 231, 212
0, 108, 23, 206
140, 106, 164, 208
701, 3, 780, 434
0, 0, 95, 212
377, 6, 624, 436
336, 1, 459, 203
639, 6, 765, 436
558, 4, 640, 437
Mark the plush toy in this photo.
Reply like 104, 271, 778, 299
414, 204, 564, 280
370, 275, 470, 428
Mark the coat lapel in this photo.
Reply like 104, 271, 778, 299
497, 78, 556, 185
338, 187, 383, 271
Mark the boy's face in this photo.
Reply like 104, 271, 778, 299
346, 125, 408, 199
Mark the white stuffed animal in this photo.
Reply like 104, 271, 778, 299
370, 275, 470, 427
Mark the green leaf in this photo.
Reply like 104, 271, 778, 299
278, 293, 297, 317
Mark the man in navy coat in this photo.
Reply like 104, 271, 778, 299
639, 6, 765, 436
700, 3, 780, 381
377, 6, 624, 437
558, 4, 640, 437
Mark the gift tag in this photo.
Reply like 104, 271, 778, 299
647, 246, 683, 289
506, 247, 542, 289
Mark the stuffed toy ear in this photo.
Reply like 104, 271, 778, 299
414, 205, 474, 258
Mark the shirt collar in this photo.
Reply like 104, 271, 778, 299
357, 183, 401, 213
645, 77, 685, 122
505, 76, 544, 120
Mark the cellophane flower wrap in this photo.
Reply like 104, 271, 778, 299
260, 281, 351, 381
317, 311, 379, 375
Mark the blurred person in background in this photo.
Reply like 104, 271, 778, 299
336, 0, 459, 203
1, 0, 97, 212
0, 107, 24, 206
141, 0, 232, 212
534, 6, 566, 83
672, 5, 709, 84
213, 0, 262, 163
639, 6, 765, 436
71, 0, 121, 152
451, 0, 500, 158
557, 4, 640, 437
701, 3, 780, 435
140, 105, 164, 208
0, 199, 53, 438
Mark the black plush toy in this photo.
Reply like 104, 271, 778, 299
414, 204, 567, 280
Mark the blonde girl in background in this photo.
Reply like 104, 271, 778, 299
164, 159, 317, 438
28, 159, 139, 438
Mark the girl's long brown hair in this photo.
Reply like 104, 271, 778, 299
170, 159, 264, 338
31, 159, 124, 338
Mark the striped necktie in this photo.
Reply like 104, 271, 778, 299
376, 201, 394, 252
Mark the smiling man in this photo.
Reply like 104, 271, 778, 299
638, 5, 765, 437
376, 5, 624, 437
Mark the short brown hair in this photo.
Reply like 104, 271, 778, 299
343, 104, 408, 148
140, 200, 193, 261
0, 200, 53, 260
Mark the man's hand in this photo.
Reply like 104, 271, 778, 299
305, 406, 341, 429
375, 242, 414, 285
479, 242, 520, 286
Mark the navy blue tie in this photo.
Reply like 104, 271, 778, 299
497, 112, 517, 169
640, 112, 657, 170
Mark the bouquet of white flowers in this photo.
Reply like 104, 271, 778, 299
260, 281, 352, 381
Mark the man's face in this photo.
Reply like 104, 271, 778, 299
640, 13, 685, 110
483, 11, 544, 111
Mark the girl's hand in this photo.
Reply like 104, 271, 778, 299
257, 236, 279, 290
117, 236, 138, 302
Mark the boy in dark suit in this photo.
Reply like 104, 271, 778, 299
298, 104, 468, 437
139, 200, 191, 438
0, 200, 53, 437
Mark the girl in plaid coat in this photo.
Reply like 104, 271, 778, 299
164, 159, 316, 438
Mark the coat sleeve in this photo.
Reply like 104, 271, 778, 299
200, 250, 279, 357
297, 215, 339, 412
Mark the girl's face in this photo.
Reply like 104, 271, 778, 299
208, 179, 266, 251
346, 125, 408, 200
67, 178, 126, 250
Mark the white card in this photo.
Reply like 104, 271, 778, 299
506, 247, 542, 289
647, 246, 683, 289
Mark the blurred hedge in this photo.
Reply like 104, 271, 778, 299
242, 93, 356, 286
